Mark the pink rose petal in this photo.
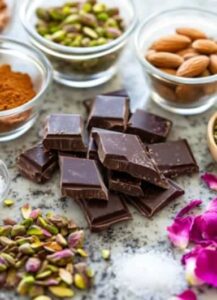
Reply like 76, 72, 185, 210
195, 247, 217, 287
167, 216, 194, 249
206, 197, 217, 212
173, 290, 197, 300
201, 173, 217, 191
176, 200, 202, 219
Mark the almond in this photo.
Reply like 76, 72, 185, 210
151, 34, 191, 52
176, 27, 207, 41
201, 69, 211, 77
176, 85, 202, 103
177, 48, 199, 60
159, 68, 177, 75
192, 39, 217, 54
147, 52, 183, 68
209, 55, 217, 74
176, 55, 209, 77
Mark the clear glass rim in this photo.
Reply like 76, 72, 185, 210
0, 36, 53, 117
135, 6, 217, 85
0, 160, 10, 202
20, 0, 137, 55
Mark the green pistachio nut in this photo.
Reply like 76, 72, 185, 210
80, 12, 97, 27
97, 12, 109, 21
83, 26, 98, 39
63, 14, 80, 25
93, 3, 107, 13
36, 8, 50, 22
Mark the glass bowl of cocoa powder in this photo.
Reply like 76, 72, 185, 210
135, 7, 217, 115
0, 37, 52, 141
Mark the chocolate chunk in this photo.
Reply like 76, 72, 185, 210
126, 180, 184, 217
60, 156, 108, 201
77, 193, 132, 232
17, 144, 58, 183
148, 140, 199, 178
94, 132, 169, 189
108, 171, 144, 197
87, 95, 130, 131
127, 109, 172, 143
43, 114, 87, 152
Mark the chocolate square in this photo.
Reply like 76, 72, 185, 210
94, 131, 169, 189
60, 156, 108, 201
148, 140, 199, 178
43, 114, 87, 152
126, 180, 184, 217
77, 193, 132, 232
17, 143, 58, 183
127, 109, 172, 143
87, 95, 130, 131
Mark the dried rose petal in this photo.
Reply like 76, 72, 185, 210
206, 197, 217, 212
201, 173, 217, 191
167, 217, 194, 249
176, 200, 202, 218
171, 289, 197, 300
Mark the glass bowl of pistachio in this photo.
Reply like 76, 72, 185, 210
21, 0, 137, 88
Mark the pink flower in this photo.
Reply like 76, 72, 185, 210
206, 197, 217, 212
201, 173, 217, 191
171, 290, 197, 300
176, 200, 202, 218
167, 217, 194, 249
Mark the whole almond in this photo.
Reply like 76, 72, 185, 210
177, 48, 199, 60
147, 52, 183, 68
153, 81, 176, 102
209, 55, 217, 74
176, 27, 207, 41
192, 39, 217, 54
159, 68, 177, 75
201, 69, 211, 77
176, 55, 209, 77
151, 34, 191, 52
176, 84, 202, 103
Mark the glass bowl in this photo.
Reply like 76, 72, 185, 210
0, 160, 10, 202
20, 0, 137, 88
0, 37, 52, 142
135, 7, 217, 115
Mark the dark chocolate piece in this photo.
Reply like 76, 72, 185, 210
87, 95, 130, 131
60, 156, 108, 201
94, 132, 169, 189
43, 114, 87, 152
17, 144, 58, 183
126, 180, 184, 217
127, 109, 172, 143
148, 140, 199, 178
77, 193, 132, 232
108, 171, 144, 197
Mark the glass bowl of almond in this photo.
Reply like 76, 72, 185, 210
135, 7, 217, 115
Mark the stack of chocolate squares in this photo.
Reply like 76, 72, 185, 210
17, 90, 199, 232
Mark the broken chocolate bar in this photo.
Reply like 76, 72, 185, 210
127, 109, 172, 143
43, 114, 87, 152
94, 131, 169, 189
148, 140, 199, 178
126, 180, 184, 217
87, 95, 130, 131
17, 144, 58, 183
108, 171, 144, 197
60, 156, 108, 201
77, 193, 132, 232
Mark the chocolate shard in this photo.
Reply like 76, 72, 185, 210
148, 140, 199, 178
108, 171, 144, 197
127, 109, 172, 143
60, 156, 108, 201
43, 114, 87, 152
77, 193, 132, 232
87, 95, 130, 131
17, 143, 58, 183
94, 131, 169, 189
126, 180, 184, 217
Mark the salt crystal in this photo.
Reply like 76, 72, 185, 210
0, 175, 5, 195
113, 250, 187, 300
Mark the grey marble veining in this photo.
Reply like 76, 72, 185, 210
1, 1, 217, 299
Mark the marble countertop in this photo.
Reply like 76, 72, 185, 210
1, 1, 217, 299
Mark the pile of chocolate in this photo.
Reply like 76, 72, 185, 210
17, 90, 199, 232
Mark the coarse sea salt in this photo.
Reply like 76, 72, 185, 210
113, 250, 187, 300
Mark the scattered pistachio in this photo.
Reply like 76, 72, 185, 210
28, 285, 44, 298
101, 249, 110, 260
25, 257, 41, 273
0, 225, 12, 236
1, 253, 16, 266
19, 243, 35, 255
76, 248, 88, 258
49, 285, 75, 298
36, 270, 52, 279
17, 275, 35, 295
3, 218, 17, 226
35, 0, 124, 48
68, 230, 84, 249
0, 236, 15, 247
47, 249, 74, 266
43, 241, 62, 253
74, 273, 86, 289
56, 233, 67, 246
11, 224, 26, 237
33, 296, 51, 300
5, 268, 19, 288
59, 268, 73, 285
3, 199, 15, 207
21, 204, 32, 219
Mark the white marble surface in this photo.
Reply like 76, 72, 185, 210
1, 1, 217, 299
